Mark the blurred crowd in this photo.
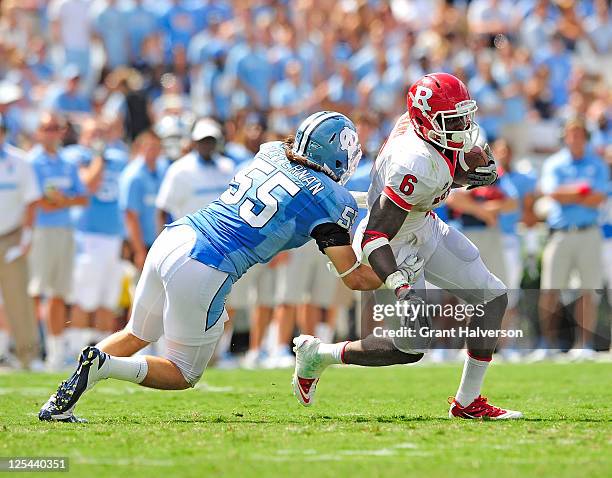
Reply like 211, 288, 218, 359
0, 0, 610, 371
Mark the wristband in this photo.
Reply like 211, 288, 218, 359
362, 237, 389, 262
385, 270, 409, 290
577, 184, 592, 196
20, 227, 32, 248
327, 259, 361, 278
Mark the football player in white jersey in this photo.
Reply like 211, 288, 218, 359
293, 73, 523, 419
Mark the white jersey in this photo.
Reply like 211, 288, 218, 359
155, 151, 235, 219
367, 113, 456, 242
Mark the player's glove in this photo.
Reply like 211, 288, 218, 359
399, 255, 424, 286
385, 255, 424, 299
466, 144, 498, 190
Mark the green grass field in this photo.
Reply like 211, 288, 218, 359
1, 362, 611, 477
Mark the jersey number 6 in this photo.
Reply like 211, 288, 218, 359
399, 174, 418, 196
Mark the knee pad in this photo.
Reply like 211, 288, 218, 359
445, 230, 508, 304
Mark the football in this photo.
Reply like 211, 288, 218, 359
453, 145, 489, 186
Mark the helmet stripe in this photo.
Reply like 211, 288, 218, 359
295, 111, 342, 156
294, 111, 328, 155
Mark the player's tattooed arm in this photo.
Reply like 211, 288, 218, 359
362, 194, 422, 299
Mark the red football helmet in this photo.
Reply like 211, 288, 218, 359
407, 72, 479, 152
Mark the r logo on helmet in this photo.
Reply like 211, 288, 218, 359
412, 86, 433, 113
339, 127, 359, 160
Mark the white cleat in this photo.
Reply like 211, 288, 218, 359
566, 348, 596, 362
241, 349, 266, 370
263, 349, 295, 369
526, 348, 561, 363
291, 335, 327, 407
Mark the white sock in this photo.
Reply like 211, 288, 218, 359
86, 328, 96, 345
315, 323, 334, 343
45, 334, 65, 367
93, 329, 108, 345
65, 328, 89, 359
0, 331, 9, 357
215, 328, 233, 358
100, 355, 148, 384
317, 341, 349, 366
455, 354, 491, 406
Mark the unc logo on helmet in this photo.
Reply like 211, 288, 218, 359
412, 85, 433, 113
292, 111, 362, 185
339, 127, 359, 162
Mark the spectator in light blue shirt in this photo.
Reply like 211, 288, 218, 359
30, 119, 87, 229
519, 0, 555, 53
358, 56, 403, 116
63, 118, 128, 237
585, 0, 612, 54
540, 128, 609, 230
536, 34, 572, 109
224, 112, 266, 166
50, 66, 92, 117
496, 138, 539, 237
123, 0, 159, 63
92, 0, 128, 68
187, 17, 226, 66
28, 112, 88, 370
61, 117, 129, 356
469, 58, 504, 141
493, 139, 538, 306
119, 130, 167, 270
200, 46, 234, 122
537, 118, 609, 359
327, 63, 359, 113
229, 29, 274, 111
158, 0, 200, 61
269, 60, 312, 135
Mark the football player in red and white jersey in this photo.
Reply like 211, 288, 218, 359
292, 73, 523, 419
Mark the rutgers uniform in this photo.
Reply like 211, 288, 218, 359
293, 74, 522, 421
354, 113, 506, 306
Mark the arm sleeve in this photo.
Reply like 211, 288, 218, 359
310, 222, 351, 253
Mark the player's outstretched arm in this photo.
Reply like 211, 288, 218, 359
324, 244, 382, 291
362, 194, 414, 296
310, 222, 382, 291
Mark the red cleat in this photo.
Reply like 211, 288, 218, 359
448, 395, 523, 420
